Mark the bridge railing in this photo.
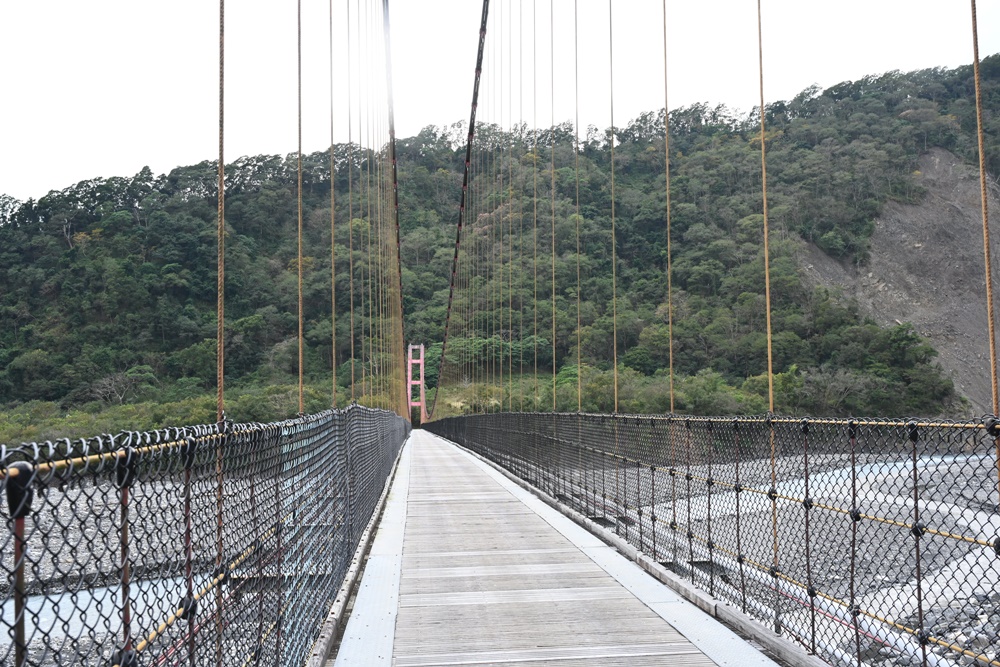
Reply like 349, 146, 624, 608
1, 404, 409, 667
427, 412, 1000, 667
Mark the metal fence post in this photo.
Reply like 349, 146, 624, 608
113, 443, 138, 667
5, 461, 33, 667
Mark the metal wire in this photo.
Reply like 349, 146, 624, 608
1, 405, 409, 667
428, 412, 1000, 667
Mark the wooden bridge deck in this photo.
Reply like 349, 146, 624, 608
333, 430, 778, 667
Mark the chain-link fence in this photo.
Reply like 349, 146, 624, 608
427, 412, 1000, 667
1, 404, 409, 667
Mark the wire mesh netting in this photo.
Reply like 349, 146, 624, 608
1, 404, 409, 667
427, 412, 1000, 667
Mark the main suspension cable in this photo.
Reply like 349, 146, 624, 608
428, 0, 491, 420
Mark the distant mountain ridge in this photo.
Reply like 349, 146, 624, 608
1, 56, 998, 424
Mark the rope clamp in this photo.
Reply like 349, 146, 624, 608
802, 497, 813, 510
767, 487, 778, 500
985, 417, 1000, 437
182, 436, 198, 470
800, 419, 809, 434
992, 537, 1000, 557
110, 648, 139, 667
212, 563, 230, 584
179, 595, 197, 620
5, 461, 34, 519
911, 523, 925, 538
850, 508, 862, 522
115, 447, 137, 490
907, 421, 919, 443
848, 420, 858, 439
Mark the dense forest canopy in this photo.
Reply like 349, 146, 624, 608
1, 57, 998, 438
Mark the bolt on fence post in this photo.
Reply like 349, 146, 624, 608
114, 443, 139, 667
5, 461, 33, 667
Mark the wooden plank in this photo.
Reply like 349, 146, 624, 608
391, 431, 720, 666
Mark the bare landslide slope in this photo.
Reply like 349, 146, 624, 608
799, 148, 1000, 416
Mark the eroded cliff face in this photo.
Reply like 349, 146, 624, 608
799, 148, 1000, 416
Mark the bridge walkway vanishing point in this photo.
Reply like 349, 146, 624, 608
332, 430, 779, 667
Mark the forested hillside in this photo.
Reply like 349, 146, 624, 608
1, 57, 997, 438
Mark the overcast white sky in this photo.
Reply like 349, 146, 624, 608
1, 1, 997, 202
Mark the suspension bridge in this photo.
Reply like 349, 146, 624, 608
2, 1, 999, 667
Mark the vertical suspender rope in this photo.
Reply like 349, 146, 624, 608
216, 0, 226, 424
336, 8, 345, 397
347, 0, 356, 400
507, 0, 515, 411
532, 0, 539, 409
518, 0, 525, 412
971, 0, 998, 416
550, 0, 557, 412
214, 3, 226, 664
757, 0, 776, 416
427, 0, 491, 420
609, 0, 618, 413
297, 0, 304, 414
662, 0, 675, 415
969, 0, 1000, 508
756, 0, 781, 633
574, 0, 582, 413
382, 0, 404, 417
362, 0, 372, 401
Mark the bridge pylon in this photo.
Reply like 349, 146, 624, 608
407, 343, 429, 425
